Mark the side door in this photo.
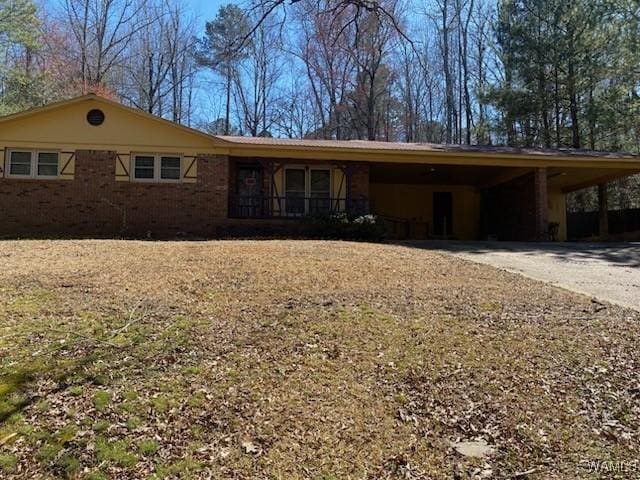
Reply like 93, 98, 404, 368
433, 191, 453, 237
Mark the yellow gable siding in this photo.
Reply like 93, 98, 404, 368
0, 98, 217, 153
0, 97, 220, 182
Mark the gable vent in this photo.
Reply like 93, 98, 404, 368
87, 109, 105, 126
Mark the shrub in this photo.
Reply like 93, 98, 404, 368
301, 213, 386, 241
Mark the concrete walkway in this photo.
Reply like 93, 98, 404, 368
419, 241, 640, 312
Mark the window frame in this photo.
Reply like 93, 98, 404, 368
308, 167, 332, 197
283, 165, 332, 215
5, 148, 60, 179
130, 153, 183, 183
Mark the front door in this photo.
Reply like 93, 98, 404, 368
433, 192, 453, 237
236, 165, 263, 217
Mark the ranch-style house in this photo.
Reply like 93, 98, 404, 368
2, 94, 639, 240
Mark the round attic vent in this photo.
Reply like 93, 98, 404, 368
87, 109, 105, 126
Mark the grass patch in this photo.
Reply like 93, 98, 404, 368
92, 390, 111, 412
0, 454, 17, 473
95, 437, 138, 469
138, 439, 160, 456
37, 442, 62, 465
0, 240, 638, 479
57, 454, 81, 478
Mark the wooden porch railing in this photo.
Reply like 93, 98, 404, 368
229, 195, 369, 219
376, 215, 430, 239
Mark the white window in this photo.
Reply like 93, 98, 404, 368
7, 150, 59, 178
284, 166, 331, 215
132, 154, 182, 182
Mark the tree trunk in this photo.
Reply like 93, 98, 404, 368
442, 0, 454, 144
568, 59, 580, 148
225, 64, 231, 135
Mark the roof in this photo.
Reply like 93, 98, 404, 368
215, 136, 640, 160
1, 95, 639, 169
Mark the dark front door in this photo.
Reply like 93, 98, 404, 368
236, 165, 263, 217
433, 192, 453, 236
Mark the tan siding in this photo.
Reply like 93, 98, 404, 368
370, 183, 481, 240
548, 188, 567, 241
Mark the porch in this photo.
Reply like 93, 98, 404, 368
227, 157, 370, 219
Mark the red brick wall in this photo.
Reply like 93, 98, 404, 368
348, 162, 370, 199
0, 152, 375, 237
0, 150, 229, 237
532, 167, 549, 240
346, 162, 370, 215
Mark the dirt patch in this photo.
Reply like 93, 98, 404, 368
0, 240, 638, 479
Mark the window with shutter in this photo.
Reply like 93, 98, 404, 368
132, 154, 183, 182
7, 150, 59, 179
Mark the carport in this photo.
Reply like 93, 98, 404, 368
368, 161, 640, 241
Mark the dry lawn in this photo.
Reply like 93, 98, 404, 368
0, 240, 638, 479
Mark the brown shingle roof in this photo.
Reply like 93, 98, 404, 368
215, 135, 640, 159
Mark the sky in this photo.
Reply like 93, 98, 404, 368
41, 0, 233, 34
185, 0, 231, 31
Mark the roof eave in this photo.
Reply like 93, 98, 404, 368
220, 143, 640, 169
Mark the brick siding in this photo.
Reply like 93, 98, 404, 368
0, 150, 229, 237
348, 162, 370, 200
1, 151, 376, 237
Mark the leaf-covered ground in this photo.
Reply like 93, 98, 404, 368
0, 240, 638, 479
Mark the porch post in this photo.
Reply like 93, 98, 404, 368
598, 183, 609, 240
345, 163, 353, 213
346, 162, 370, 215
533, 168, 549, 241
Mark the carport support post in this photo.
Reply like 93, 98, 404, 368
598, 183, 609, 240
533, 168, 549, 241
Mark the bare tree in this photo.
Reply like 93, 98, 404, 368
232, 9, 283, 136
272, 75, 316, 138
120, 0, 196, 121
294, 0, 357, 139
431, 0, 457, 144
64, 0, 150, 90
348, 8, 396, 140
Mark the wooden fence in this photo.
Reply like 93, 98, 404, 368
567, 208, 640, 239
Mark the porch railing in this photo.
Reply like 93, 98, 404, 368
229, 195, 369, 219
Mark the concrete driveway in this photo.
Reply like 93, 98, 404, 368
420, 241, 640, 311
